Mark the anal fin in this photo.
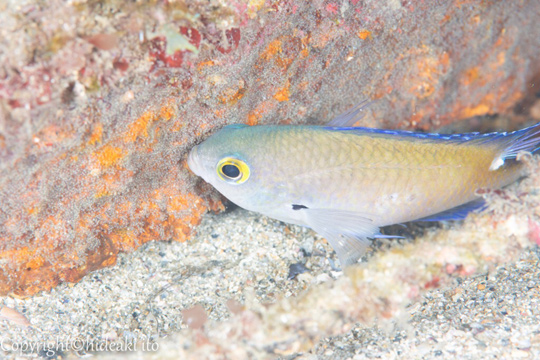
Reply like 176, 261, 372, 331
416, 198, 486, 222
299, 207, 380, 267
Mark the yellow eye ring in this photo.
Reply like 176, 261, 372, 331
217, 157, 250, 184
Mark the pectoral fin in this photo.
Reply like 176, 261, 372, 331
300, 207, 380, 267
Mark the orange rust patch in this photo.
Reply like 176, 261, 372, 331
171, 120, 185, 132
258, 36, 296, 71
373, 85, 393, 99
197, 60, 215, 72
25, 255, 44, 270
166, 192, 208, 242
246, 100, 277, 126
274, 80, 290, 102
413, 52, 449, 99
126, 111, 157, 142
95, 145, 124, 167
298, 35, 310, 58
260, 39, 282, 60
490, 51, 506, 71
440, 13, 452, 24
213, 108, 227, 119
461, 102, 492, 118
27, 205, 38, 215
94, 171, 126, 198
88, 124, 103, 145
94, 190, 110, 199
400, 49, 450, 100
247, 113, 259, 126
1, 247, 32, 264
220, 86, 246, 105
100, 256, 117, 267
168, 194, 191, 212
275, 56, 293, 71
357, 30, 372, 40
159, 100, 176, 121
462, 67, 480, 86
109, 229, 139, 252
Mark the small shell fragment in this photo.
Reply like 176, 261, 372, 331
182, 304, 208, 330
0, 306, 31, 328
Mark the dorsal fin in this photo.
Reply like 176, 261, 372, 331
326, 100, 372, 127
323, 125, 496, 142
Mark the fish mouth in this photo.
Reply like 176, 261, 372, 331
187, 145, 201, 176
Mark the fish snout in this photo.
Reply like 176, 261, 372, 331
187, 145, 202, 176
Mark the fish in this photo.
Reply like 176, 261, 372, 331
187, 107, 540, 267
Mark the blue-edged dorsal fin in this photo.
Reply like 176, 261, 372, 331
323, 125, 493, 143
326, 100, 372, 127
415, 198, 486, 222
324, 121, 540, 167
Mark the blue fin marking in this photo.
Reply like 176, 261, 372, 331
415, 198, 487, 222
492, 122, 540, 160
323, 125, 500, 142
372, 233, 405, 239
323, 122, 540, 149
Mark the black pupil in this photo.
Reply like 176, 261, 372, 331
222, 164, 240, 178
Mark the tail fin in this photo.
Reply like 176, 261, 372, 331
489, 122, 540, 171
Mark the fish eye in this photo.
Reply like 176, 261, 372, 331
217, 157, 250, 184
222, 164, 240, 178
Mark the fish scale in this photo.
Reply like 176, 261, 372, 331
188, 121, 540, 266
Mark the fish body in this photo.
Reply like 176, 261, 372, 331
188, 122, 540, 266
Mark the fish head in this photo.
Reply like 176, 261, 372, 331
188, 124, 283, 213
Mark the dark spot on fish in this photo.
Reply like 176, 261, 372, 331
292, 204, 308, 210
287, 262, 309, 280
